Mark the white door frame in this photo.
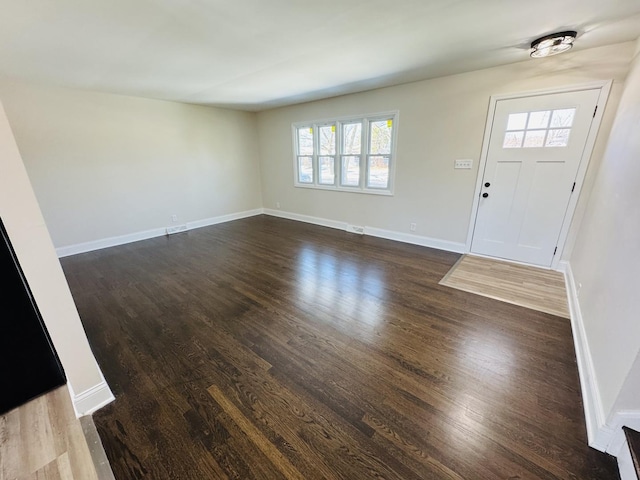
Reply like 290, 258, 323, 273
464, 81, 613, 271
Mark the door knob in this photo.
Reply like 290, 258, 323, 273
485, 182, 491, 187
482, 193, 489, 198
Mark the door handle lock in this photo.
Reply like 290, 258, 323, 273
482, 193, 489, 198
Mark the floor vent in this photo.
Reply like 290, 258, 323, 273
166, 224, 188, 235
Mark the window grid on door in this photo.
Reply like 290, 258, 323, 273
503, 108, 576, 149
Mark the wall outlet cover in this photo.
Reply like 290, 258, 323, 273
454, 159, 473, 169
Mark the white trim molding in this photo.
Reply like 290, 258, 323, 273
67, 373, 115, 417
56, 208, 264, 257
607, 411, 640, 456
564, 261, 640, 458
364, 226, 466, 253
186, 208, 263, 231
610, 411, 640, 480
57, 207, 466, 258
263, 209, 466, 253
564, 261, 614, 451
262, 208, 347, 231
617, 439, 637, 480
56, 226, 167, 258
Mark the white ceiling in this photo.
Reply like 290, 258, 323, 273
1, 0, 639, 111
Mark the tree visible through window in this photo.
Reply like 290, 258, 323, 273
293, 112, 397, 194
503, 108, 575, 149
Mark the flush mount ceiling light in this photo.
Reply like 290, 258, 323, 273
530, 31, 577, 58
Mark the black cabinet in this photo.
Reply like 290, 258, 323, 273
0, 218, 66, 415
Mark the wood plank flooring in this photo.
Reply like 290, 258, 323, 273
0, 386, 100, 480
439, 255, 570, 318
60, 215, 619, 479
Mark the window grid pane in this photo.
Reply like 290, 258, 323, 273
297, 127, 314, 156
318, 156, 335, 185
341, 156, 360, 186
503, 131, 524, 148
319, 125, 336, 155
342, 123, 362, 155
369, 120, 392, 155
506, 113, 528, 131
297, 156, 313, 183
367, 156, 389, 189
527, 111, 551, 129
294, 113, 395, 193
502, 108, 575, 149
545, 128, 571, 147
550, 109, 575, 128
523, 130, 547, 148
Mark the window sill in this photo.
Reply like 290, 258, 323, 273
293, 183, 394, 196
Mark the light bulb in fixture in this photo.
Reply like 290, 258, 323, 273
530, 31, 577, 58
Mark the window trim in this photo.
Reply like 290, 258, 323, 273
292, 111, 399, 196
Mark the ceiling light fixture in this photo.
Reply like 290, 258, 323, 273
530, 31, 577, 58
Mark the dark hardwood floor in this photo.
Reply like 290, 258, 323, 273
60, 215, 619, 479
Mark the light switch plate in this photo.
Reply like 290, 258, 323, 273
454, 159, 473, 169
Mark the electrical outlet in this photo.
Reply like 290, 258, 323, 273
454, 159, 473, 169
410, 223, 417, 232
171, 214, 178, 222
276, 202, 281, 209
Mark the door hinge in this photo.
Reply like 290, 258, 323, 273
593, 105, 598, 118
553, 246, 558, 256
571, 182, 576, 192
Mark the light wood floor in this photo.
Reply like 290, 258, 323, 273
0, 386, 100, 480
440, 254, 570, 318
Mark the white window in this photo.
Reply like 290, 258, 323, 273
293, 112, 398, 195
503, 108, 575, 149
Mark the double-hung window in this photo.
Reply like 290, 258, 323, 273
294, 112, 398, 194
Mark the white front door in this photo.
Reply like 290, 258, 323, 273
471, 89, 600, 267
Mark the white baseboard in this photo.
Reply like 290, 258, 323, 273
67, 375, 115, 417
564, 261, 613, 452
262, 208, 347, 231
364, 226, 466, 253
617, 437, 638, 480
57, 208, 465, 257
187, 208, 264, 230
262, 209, 466, 254
56, 208, 264, 257
56, 226, 167, 257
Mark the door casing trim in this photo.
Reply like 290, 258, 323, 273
464, 81, 613, 270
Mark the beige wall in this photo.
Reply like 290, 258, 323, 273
570, 39, 640, 418
0, 81, 263, 250
0, 100, 106, 402
256, 42, 634, 253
